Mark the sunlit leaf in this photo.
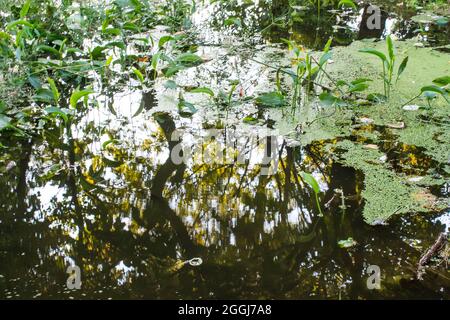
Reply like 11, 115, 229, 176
300, 172, 320, 194
20, 0, 32, 18
359, 48, 387, 62
189, 87, 215, 97
70, 89, 94, 108
396, 56, 409, 81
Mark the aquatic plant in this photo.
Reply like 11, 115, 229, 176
403, 75, 450, 107
300, 171, 324, 216
359, 36, 409, 100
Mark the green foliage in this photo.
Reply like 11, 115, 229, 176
300, 171, 324, 216
359, 36, 409, 100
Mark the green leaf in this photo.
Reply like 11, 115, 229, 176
178, 100, 197, 116
319, 92, 347, 107
359, 48, 387, 62
386, 35, 394, 62
175, 53, 203, 66
103, 28, 121, 36
45, 107, 68, 123
0, 114, 12, 130
243, 116, 258, 124
164, 80, 178, 89
132, 67, 145, 84
189, 87, 215, 97
28, 76, 42, 89
70, 89, 94, 108
323, 38, 332, 53
158, 35, 174, 48
300, 172, 320, 194
338, 237, 357, 248
224, 17, 242, 27
6, 20, 34, 30
349, 83, 369, 93
36, 45, 62, 59
91, 46, 106, 60
132, 100, 145, 118
338, 0, 357, 9
33, 88, 55, 103
255, 92, 285, 108
20, 0, 32, 18
421, 85, 447, 96
396, 56, 409, 82
319, 51, 332, 66
0, 101, 6, 114
47, 77, 60, 103
102, 139, 119, 149
367, 93, 387, 103
432, 76, 450, 86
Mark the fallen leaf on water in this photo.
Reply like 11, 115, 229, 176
387, 122, 405, 129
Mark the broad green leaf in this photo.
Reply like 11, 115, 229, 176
338, 0, 357, 9
164, 80, 178, 89
396, 56, 409, 81
349, 83, 369, 93
103, 28, 121, 36
359, 48, 387, 62
175, 53, 203, 66
255, 92, 285, 108
6, 20, 34, 30
300, 172, 320, 194
319, 92, 347, 107
132, 67, 145, 84
0, 101, 6, 114
386, 35, 394, 62
319, 51, 332, 66
189, 87, 215, 97
36, 45, 62, 59
47, 77, 60, 103
28, 76, 42, 89
432, 76, 450, 86
102, 139, 119, 149
70, 89, 94, 108
91, 46, 106, 60
351, 78, 372, 85
158, 35, 174, 48
178, 100, 197, 116
20, 0, 32, 18
243, 116, 258, 124
45, 107, 68, 123
421, 85, 447, 96
33, 88, 55, 103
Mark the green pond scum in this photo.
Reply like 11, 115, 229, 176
0, 0, 449, 300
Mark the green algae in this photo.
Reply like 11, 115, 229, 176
333, 140, 447, 225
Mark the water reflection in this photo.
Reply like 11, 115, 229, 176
0, 107, 449, 298
0, 0, 449, 300
205, 0, 449, 49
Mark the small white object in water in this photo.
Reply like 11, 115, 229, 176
408, 176, 424, 183
188, 258, 203, 266
358, 117, 374, 124
403, 105, 420, 111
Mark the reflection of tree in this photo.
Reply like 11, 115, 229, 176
1, 104, 449, 298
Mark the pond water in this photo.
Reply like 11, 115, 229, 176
0, 0, 449, 299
